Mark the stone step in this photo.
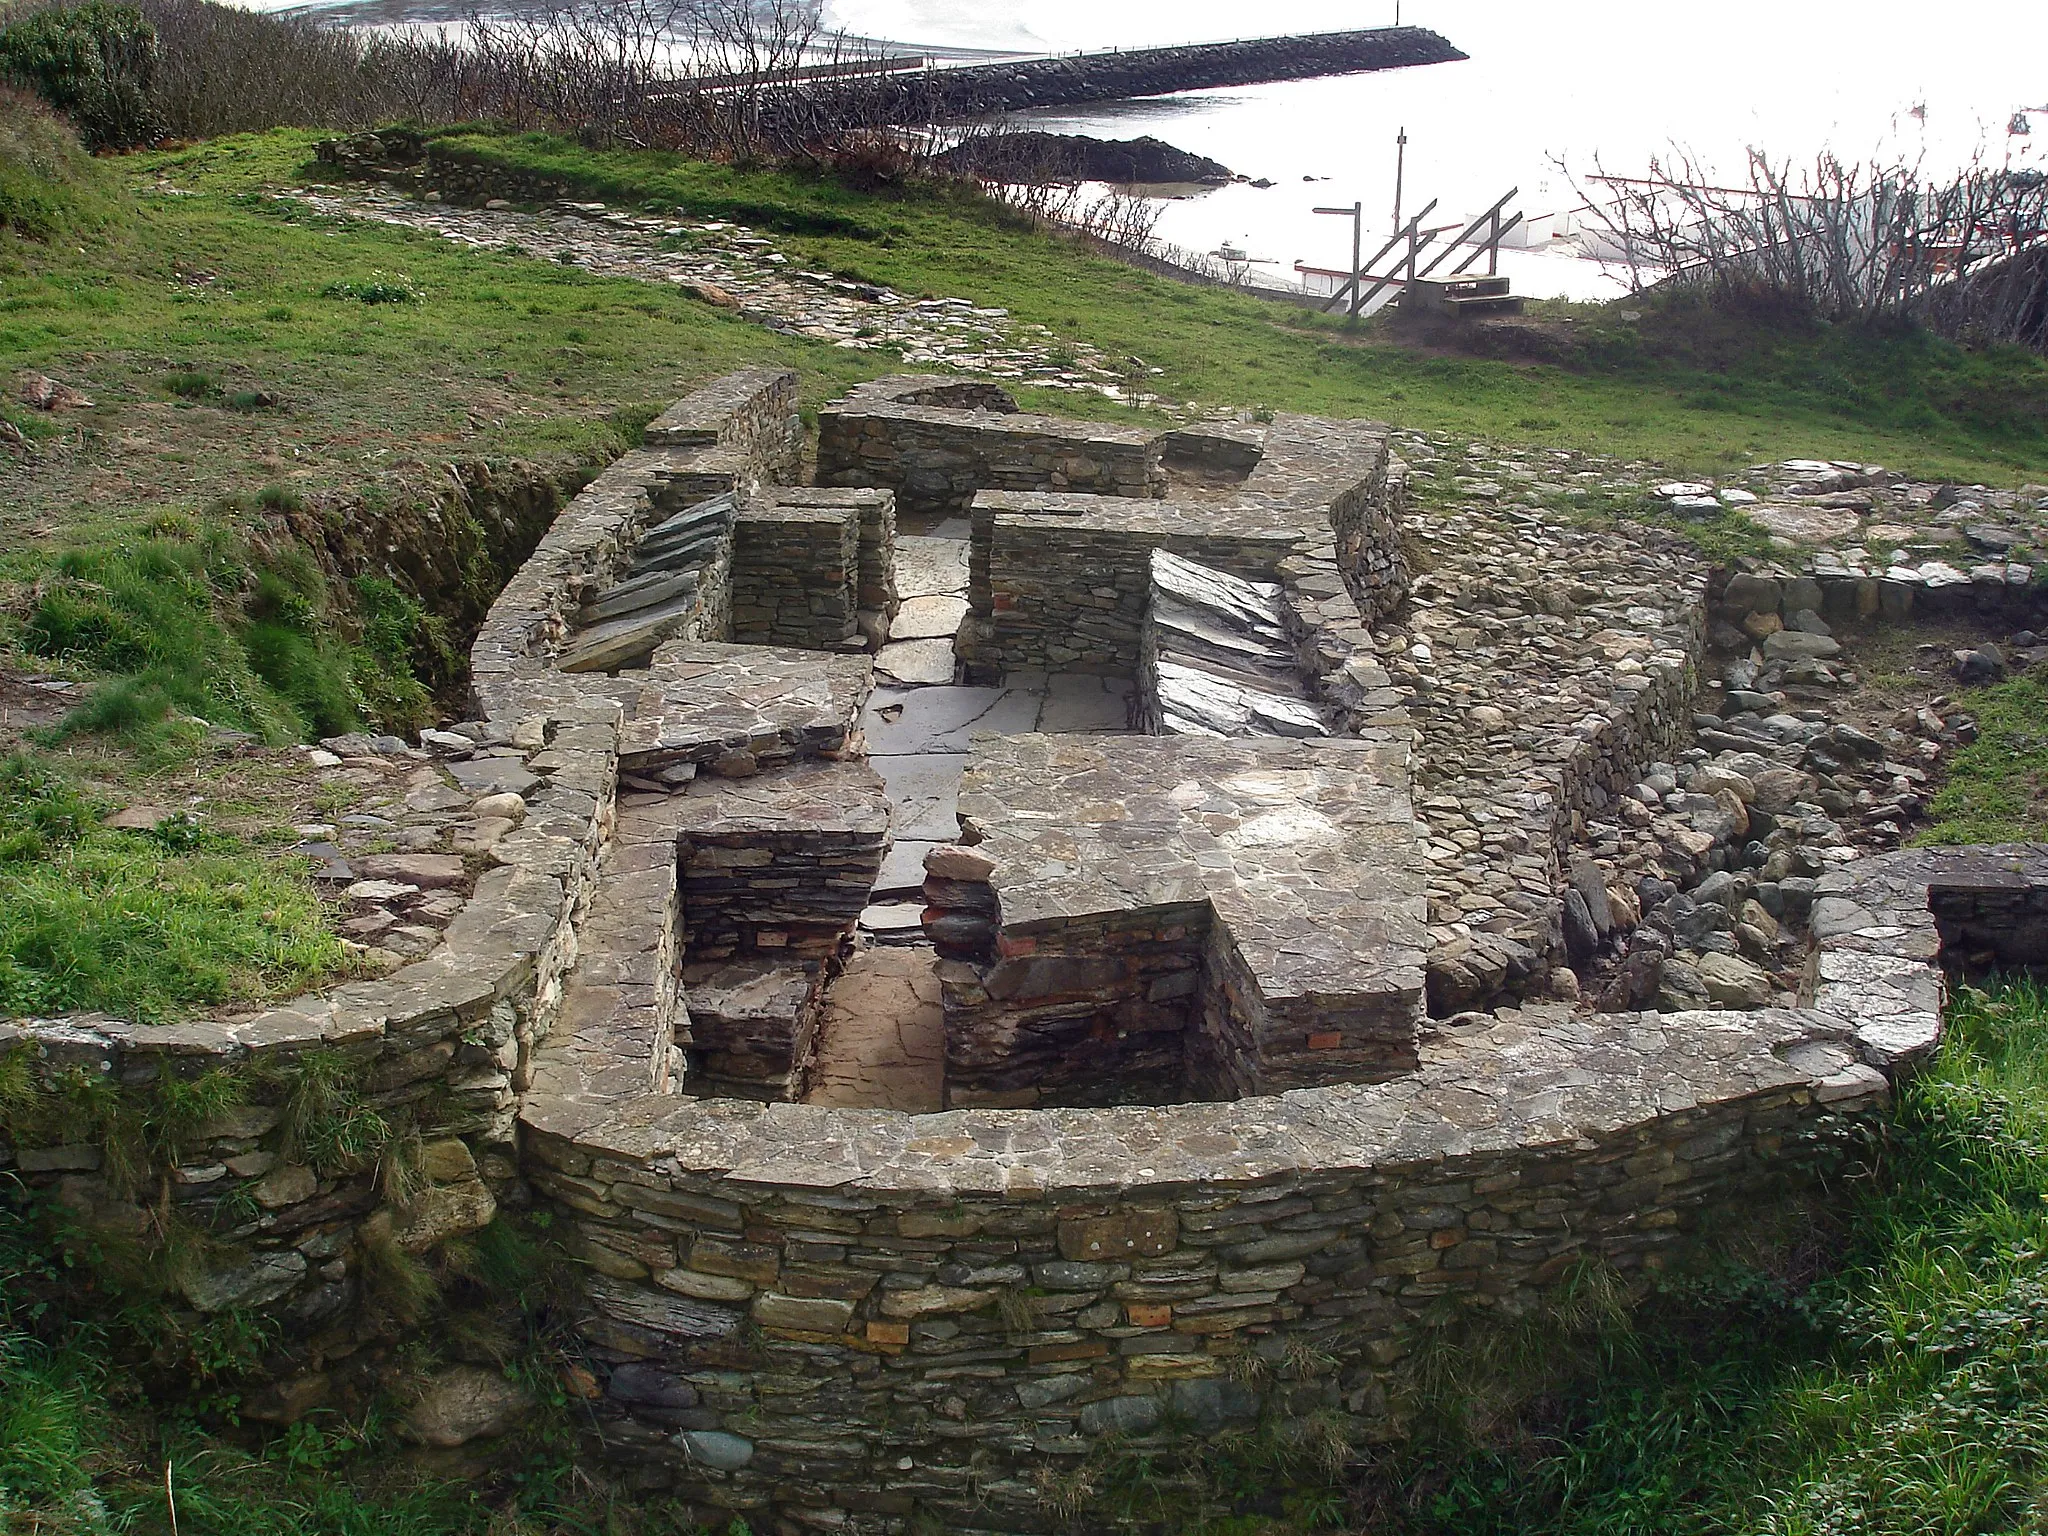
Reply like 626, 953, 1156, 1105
579, 567, 702, 625
1141, 548, 1327, 740
558, 592, 700, 673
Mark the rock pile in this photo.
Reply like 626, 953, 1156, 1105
1380, 500, 1705, 1010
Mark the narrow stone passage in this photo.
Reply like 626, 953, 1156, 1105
804, 947, 946, 1112
799, 530, 1134, 1107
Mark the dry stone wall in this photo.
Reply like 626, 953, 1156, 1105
0, 706, 619, 1341
470, 367, 801, 719
518, 996, 1898, 1535
730, 504, 860, 650
765, 486, 901, 624
931, 732, 1428, 1109
965, 495, 1309, 678
816, 376, 1166, 517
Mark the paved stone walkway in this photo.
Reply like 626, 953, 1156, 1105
799, 529, 1136, 1107
274, 186, 1145, 398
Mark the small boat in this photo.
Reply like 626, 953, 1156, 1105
1215, 242, 1250, 261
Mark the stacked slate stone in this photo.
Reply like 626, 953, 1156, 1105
816, 375, 1167, 517
678, 958, 826, 1102
729, 504, 861, 651
671, 761, 890, 963
764, 487, 900, 626
557, 492, 736, 672
920, 844, 1001, 965
1140, 548, 1327, 738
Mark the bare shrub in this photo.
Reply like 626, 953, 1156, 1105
1566, 146, 2048, 351
964, 129, 1170, 257
2, 0, 937, 166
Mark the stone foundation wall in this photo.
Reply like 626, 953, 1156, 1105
816, 375, 1166, 517
962, 496, 1307, 678
729, 505, 860, 650
666, 760, 890, 963
1715, 553, 2048, 628
1247, 415, 1409, 622
469, 370, 801, 717
0, 706, 621, 1344
519, 997, 1891, 1535
1163, 423, 1268, 478
679, 957, 827, 1102
935, 903, 1215, 1108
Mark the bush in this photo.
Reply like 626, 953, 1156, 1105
321, 272, 422, 305
0, 2, 162, 149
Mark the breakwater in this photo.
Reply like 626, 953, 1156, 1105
800, 25, 1466, 125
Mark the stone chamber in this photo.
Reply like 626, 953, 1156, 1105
5, 368, 2048, 1534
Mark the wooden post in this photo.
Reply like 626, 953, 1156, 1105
1488, 207, 1501, 275
1349, 201, 1363, 318
1393, 126, 1407, 231
1406, 215, 1419, 294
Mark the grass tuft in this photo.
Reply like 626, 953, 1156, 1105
0, 752, 346, 1021
1918, 675, 2048, 846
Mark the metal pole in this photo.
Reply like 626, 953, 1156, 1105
1393, 126, 1407, 233
1349, 202, 1363, 318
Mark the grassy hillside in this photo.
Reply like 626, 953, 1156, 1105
388, 129, 2048, 483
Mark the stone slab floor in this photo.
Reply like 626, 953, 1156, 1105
804, 947, 948, 1111
799, 532, 1136, 1110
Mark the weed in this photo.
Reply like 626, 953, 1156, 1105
164, 369, 214, 399
265, 1050, 388, 1174
1918, 675, 2048, 845
358, 1218, 440, 1326
321, 272, 422, 304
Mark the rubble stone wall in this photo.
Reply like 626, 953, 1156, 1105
936, 904, 1216, 1108
0, 708, 620, 1337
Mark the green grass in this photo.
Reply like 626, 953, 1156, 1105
0, 121, 2022, 494
0, 81, 118, 240
5, 515, 429, 745
382, 128, 2048, 483
0, 753, 347, 1020
1375, 976, 2048, 1536
0, 124, 889, 545
1919, 675, 2048, 846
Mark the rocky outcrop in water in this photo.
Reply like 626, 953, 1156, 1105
937, 131, 1233, 186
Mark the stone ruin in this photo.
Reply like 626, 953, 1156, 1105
7, 366, 2048, 1533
